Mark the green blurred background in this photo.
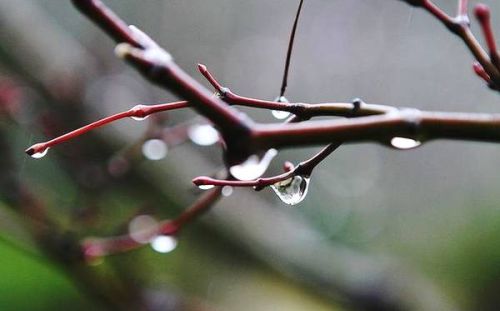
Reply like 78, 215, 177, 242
1, 0, 500, 310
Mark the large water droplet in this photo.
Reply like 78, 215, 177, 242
198, 184, 215, 190
128, 215, 159, 244
142, 139, 168, 160
390, 137, 421, 150
229, 149, 278, 181
188, 124, 219, 146
271, 175, 310, 205
150, 235, 178, 253
31, 147, 49, 159
271, 96, 291, 120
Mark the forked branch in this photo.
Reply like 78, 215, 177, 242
24, 0, 500, 257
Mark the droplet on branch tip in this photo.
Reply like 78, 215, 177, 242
271, 175, 310, 205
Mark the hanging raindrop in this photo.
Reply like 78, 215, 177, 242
229, 149, 278, 181
30, 147, 49, 159
198, 184, 215, 190
390, 137, 421, 150
188, 124, 219, 146
271, 175, 310, 205
131, 115, 149, 121
150, 235, 178, 253
271, 96, 291, 120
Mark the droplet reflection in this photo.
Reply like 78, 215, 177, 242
271, 96, 291, 120
30, 147, 49, 159
390, 137, 421, 150
198, 184, 215, 190
229, 149, 278, 181
150, 235, 178, 253
271, 175, 310, 205
130, 105, 149, 121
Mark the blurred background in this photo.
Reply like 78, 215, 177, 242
1, 0, 500, 310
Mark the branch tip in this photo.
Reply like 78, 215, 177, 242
474, 3, 490, 22
24, 147, 35, 156
197, 63, 207, 74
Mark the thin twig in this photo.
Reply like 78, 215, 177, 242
280, 0, 305, 97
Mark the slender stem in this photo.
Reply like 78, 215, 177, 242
71, 0, 143, 47
475, 4, 500, 68
73, 0, 253, 141
405, 0, 500, 87
83, 186, 223, 258
457, 0, 468, 18
422, 0, 454, 26
198, 64, 396, 117
280, 0, 305, 97
193, 143, 341, 189
25, 101, 188, 155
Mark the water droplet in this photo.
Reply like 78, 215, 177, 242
198, 184, 215, 190
30, 147, 49, 159
271, 96, 291, 120
272, 110, 291, 120
130, 105, 149, 121
271, 175, 310, 205
128, 215, 159, 244
390, 137, 421, 150
188, 124, 219, 146
229, 149, 278, 181
222, 186, 233, 197
142, 139, 168, 160
150, 235, 178, 253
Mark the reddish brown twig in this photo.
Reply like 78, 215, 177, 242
193, 143, 340, 190
401, 0, 500, 89
475, 4, 500, 68
83, 186, 222, 259
25, 101, 188, 156
31, 0, 500, 175
198, 64, 396, 118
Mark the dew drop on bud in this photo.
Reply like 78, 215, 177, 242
188, 124, 219, 146
390, 137, 421, 150
150, 235, 178, 254
271, 175, 310, 206
229, 149, 278, 181
142, 139, 168, 160
271, 96, 291, 120
130, 105, 149, 121
198, 184, 215, 190
30, 147, 49, 159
